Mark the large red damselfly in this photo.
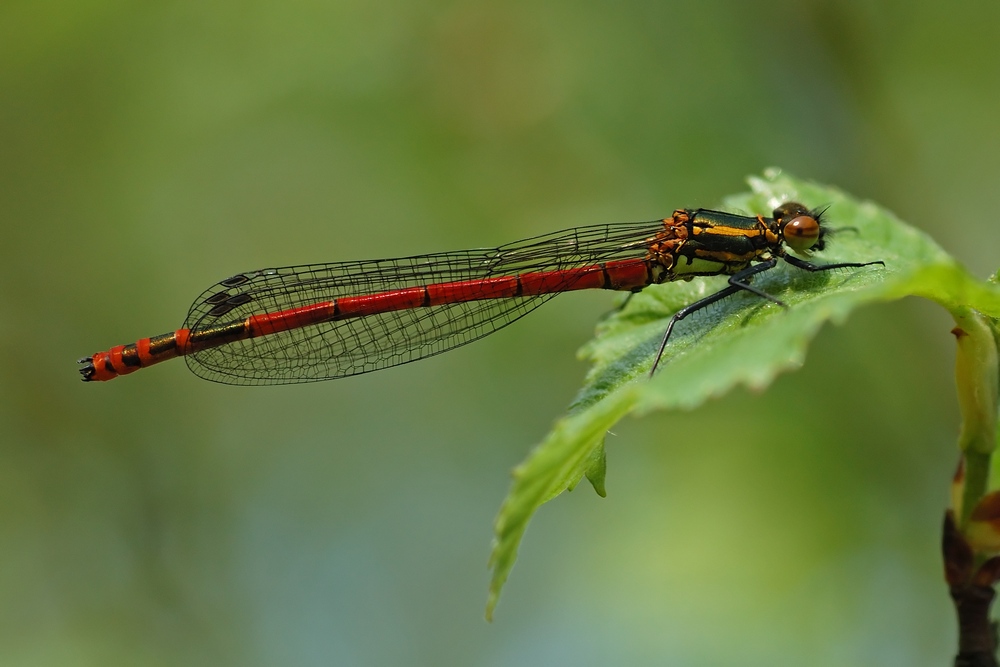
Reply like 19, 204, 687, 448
79, 202, 883, 385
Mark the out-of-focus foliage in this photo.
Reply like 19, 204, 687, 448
2, 2, 999, 665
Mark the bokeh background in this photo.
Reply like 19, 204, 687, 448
2, 1, 998, 665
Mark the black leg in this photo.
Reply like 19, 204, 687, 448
782, 254, 885, 272
616, 289, 641, 311
649, 255, 884, 377
726, 258, 783, 306
649, 258, 782, 376
598, 288, 644, 323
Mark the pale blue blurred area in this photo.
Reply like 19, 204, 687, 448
1, 0, 996, 664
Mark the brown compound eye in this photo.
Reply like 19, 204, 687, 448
782, 215, 820, 253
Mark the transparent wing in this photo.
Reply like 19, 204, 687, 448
183, 219, 667, 385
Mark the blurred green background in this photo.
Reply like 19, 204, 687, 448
2, 1, 997, 665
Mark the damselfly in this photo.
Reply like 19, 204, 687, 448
79, 202, 883, 385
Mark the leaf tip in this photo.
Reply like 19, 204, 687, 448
484, 596, 497, 622
584, 441, 608, 497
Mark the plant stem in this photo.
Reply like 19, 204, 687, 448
951, 308, 999, 526
951, 582, 998, 667
949, 307, 1000, 666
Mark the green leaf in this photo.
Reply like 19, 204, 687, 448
583, 439, 607, 497
485, 168, 1000, 619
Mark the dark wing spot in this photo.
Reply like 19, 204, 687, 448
208, 303, 237, 317
206, 292, 254, 317
220, 274, 250, 288
204, 292, 231, 305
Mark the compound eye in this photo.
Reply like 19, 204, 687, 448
783, 215, 820, 253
